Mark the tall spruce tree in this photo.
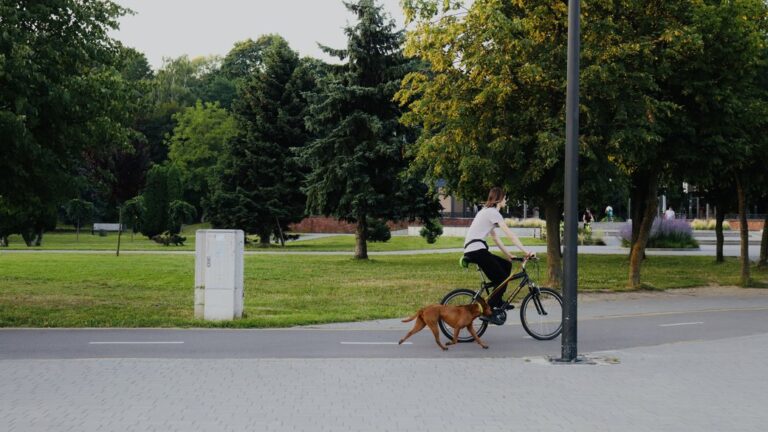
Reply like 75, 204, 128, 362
206, 37, 315, 245
140, 165, 182, 238
300, 0, 440, 259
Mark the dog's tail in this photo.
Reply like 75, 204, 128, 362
401, 314, 418, 323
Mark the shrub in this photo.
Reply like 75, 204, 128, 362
690, 219, 730, 230
619, 219, 698, 248
366, 218, 391, 242
420, 219, 443, 244
505, 218, 546, 228
151, 231, 187, 246
578, 225, 606, 245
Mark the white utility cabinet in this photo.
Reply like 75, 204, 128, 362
194, 229, 244, 321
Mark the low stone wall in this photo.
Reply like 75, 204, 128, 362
408, 226, 540, 238
726, 219, 765, 231
291, 217, 764, 234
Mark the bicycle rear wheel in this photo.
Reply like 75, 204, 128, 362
520, 288, 563, 340
439, 288, 488, 342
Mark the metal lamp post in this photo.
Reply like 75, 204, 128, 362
559, 0, 580, 362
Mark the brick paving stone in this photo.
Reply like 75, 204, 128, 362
1, 333, 766, 432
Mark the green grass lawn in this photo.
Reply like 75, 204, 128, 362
2, 224, 208, 251
1, 252, 765, 328
1, 229, 544, 252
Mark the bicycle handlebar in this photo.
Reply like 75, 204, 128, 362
510, 255, 538, 263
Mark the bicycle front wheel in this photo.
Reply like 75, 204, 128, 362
520, 288, 563, 340
439, 288, 488, 342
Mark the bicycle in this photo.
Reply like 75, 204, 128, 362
439, 255, 563, 342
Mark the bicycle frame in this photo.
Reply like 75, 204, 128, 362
469, 258, 540, 306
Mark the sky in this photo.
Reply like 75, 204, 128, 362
112, 0, 407, 70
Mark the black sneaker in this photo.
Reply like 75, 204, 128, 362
480, 308, 505, 325
504, 304, 515, 311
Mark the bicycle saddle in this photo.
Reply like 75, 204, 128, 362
459, 255, 478, 268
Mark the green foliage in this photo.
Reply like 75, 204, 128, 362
300, 0, 441, 258
167, 101, 237, 211
691, 219, 730, 231
206, 37, 315, 241
167, 200, 197, 234
0, 0, 134, 224
64, 199, 95, 238
398, 0, 571, 205
151, 231, 187, 246
366, 219, 392, 242
220, 35, 285, 80
140, 165, 183, 237
121, 196, 145, 234
419, 219, 443, 244
505, 218, 546, 229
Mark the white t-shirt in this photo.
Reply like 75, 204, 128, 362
664, 209, 675, 220
464, 207, 504, 252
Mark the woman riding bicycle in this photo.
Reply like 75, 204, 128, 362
464, 187, 535, 325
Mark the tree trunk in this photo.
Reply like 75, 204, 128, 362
0, 235, 7, 247
354, 215, 368, 260
76, 218, 80, 242
759, 211, 768, 268
22, 230, 34, 247
34, 228, 43, 247
544, 199, 562, 288
629, 177, 648, 248
735, 176, 750, 286
715, 206, 725, 263
628, 173, 658, 289
259, 227, 271, 248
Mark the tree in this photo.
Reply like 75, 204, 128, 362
206, 37, 316, 246
167, 101, 237, 214
122, 196, 145, 240
77, 46, 154, 222
673, 0, 768, 283
167, 200, 197, 234
65, 199, 95, 241
140, 165, 183, 238
1, 0, 134, 232
0, 197, 20, 247
399, 0, 573, 282
300, 0, 441, 259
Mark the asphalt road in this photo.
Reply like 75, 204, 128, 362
3, 294, 767, 360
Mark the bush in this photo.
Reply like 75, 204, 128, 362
619, 219, 698, 248
690, 219, 730, 230
419, 219, 444, 244
366, 219, 391, 242
505, 218, 546, 228
151, 231, 187, 246
578, 224, 606, 245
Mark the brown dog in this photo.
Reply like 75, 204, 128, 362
398, 297, 492, 350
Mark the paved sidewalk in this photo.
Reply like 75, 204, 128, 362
1, 333, 765, 432
3, 288, 766, 431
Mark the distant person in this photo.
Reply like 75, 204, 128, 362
664, 206, 675, 220
582, 208, 593, 226
605, 205, 614, 222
